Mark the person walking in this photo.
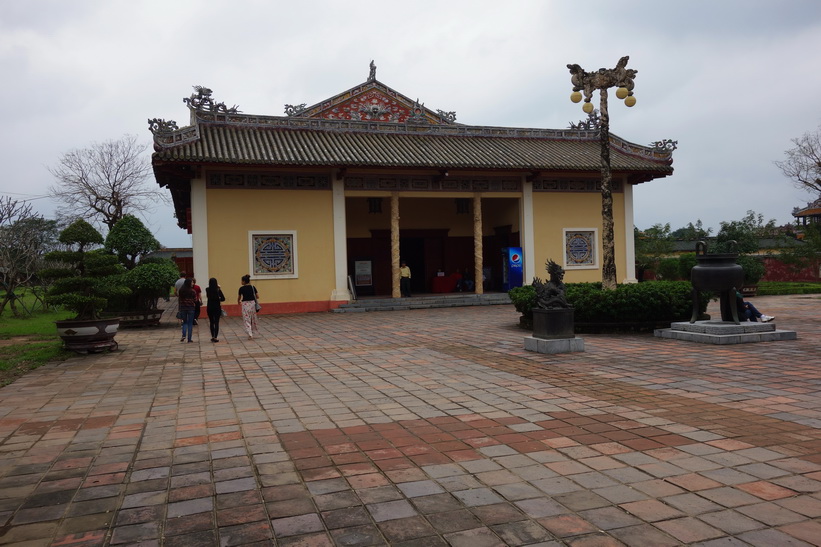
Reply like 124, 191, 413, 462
206, 277, 225, 342
174, 271, 187, 296
238, 274, 259, 339
400, 260, 412, 297
178, 278, 197, 343
192, 278, 203, 326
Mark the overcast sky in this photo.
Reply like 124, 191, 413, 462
2, 0, 820, 248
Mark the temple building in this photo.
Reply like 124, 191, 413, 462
149, 64, 674, 314
793, 197, 821, 227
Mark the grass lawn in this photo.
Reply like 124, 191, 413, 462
0, 295, 73, 387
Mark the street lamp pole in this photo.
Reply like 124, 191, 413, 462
568, 56, 637, 290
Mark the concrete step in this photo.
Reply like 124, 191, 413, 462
333, 293, 511, 313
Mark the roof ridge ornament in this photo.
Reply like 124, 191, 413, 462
569, 110, 601, 131
651, 139, 678, 152
368, 60, 376, 82
183, 85, 240, 114
437, 110, 457, 124
284, 103, 307, 117
147, 118, 179, 135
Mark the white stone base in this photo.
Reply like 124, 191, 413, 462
654, 320, 797, 345
524, 335, 585, 354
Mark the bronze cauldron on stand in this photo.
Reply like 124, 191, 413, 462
690, 240, 744, 324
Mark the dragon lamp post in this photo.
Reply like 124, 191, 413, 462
568, 56, 637, 290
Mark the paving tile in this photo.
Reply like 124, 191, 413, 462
653, 516, 724, 544
366, 499, 417, 522
443, 526, 506, 547
329, 524, 385, 546
698, 509, 767, 534
736, 501, 805, 525
2, 297, 821, 545
452, 488, 505, 507
426, 509, 482, 533
608, 524, 680, 546
537, 513, 598, 538
321, 506, 371, 529
378, 515, 438, 543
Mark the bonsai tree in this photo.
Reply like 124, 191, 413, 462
120, 258, 179, 311
105, 214, 161, 270
104, 215, 175, 312
42, 219, 129, 320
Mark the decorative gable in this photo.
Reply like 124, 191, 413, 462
286, 61, 456, 125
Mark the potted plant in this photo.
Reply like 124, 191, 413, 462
42, 219, 130, 352
103, 215, 176, 326
111, 259, 179, 326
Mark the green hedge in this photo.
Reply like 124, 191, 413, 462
756, 282, 821, 295
509, 281, 707, 331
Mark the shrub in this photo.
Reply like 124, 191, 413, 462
757, 281, 821, 295
509, 281, 707, 331
655, 258, 681, 280
106, 259, 179, 312
678, 253, 697, 280
736, 255, 765, 285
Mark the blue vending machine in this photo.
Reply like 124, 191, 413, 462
501, 247, 523, 291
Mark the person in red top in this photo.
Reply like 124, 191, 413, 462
192, 278, 203, 325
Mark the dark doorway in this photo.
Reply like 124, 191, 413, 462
400, 237, 425, 294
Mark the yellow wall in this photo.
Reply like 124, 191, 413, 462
531, 191, 626, 283
206, 188, 335, 303
203, 184, 628, 304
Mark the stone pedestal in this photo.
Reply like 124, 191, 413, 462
532, 308, 574, 339
526, 308, 583, 354
655, 320, 797, 345
524, 335, 585, 354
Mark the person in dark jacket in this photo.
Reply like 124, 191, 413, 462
178, 278, 197, 342
736, 291, 775, 322
205, 277, 226, 342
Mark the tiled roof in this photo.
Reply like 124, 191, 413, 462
152, 115, 673, 175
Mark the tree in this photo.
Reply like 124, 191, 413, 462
634, 223, 674, 280
671, 220, 712, 240
775, 123, 821, 196
48, 134, 166, 231
714, 210, 777, 285
105, 215, 161, 270
778, 222, 821, 275
42, 220, 129, 320
0, 197, 57, 316
714, 210, 777, 254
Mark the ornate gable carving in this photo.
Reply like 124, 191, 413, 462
289, 66, 455, 125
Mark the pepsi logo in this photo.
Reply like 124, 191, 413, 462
511, 253, 521, 263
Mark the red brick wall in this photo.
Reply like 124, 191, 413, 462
762, 257, 820, 282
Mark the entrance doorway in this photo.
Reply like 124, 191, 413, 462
399, 236, 425, 295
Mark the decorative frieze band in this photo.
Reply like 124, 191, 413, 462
344, 177, 522, 192
534, 179, 622, 193
207, 173, 330, 190
205, 172, 618, 193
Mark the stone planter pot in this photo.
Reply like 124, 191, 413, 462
532, 308, 575, 339
55, 318, 120, 353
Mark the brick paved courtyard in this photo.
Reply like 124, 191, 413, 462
0, 294, 820, 546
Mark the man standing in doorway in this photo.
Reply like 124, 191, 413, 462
400, 261, 412, 297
